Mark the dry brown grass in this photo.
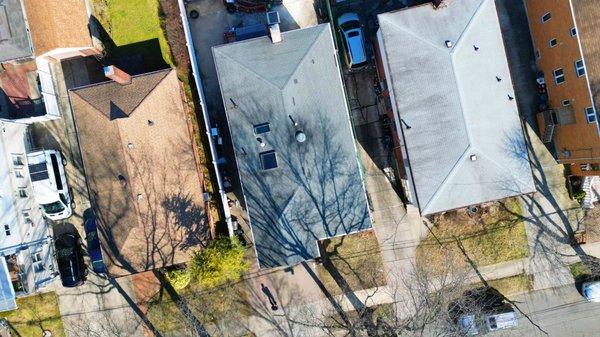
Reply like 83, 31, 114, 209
584, 207, 600, 243
316, 230, 386, 296
485, 274, 533, 297
416, 198, 529, 274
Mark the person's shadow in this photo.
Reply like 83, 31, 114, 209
261, 283, 278, 311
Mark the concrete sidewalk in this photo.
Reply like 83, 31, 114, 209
521, 123, 583, 291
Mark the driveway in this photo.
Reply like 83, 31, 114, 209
48, 275, 145, 337
495, 0, 584, 291
184, 0, 318, 200
29, 56, 149, 337
512, 283, 600, 337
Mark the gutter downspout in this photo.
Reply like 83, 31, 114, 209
177, 0, 233, 237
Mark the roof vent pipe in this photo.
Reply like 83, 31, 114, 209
445, 40, 453, 48
295, 130, 306, 143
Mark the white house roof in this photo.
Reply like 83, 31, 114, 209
377, 0, 535, 215
213, 24, 372, 268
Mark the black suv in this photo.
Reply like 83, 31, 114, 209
55, 233, 86, 287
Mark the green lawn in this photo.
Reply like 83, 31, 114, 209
95, 0, 173, 70
416, 198, 529, 274
316, 230, 387, 296
0, 292, 65, 337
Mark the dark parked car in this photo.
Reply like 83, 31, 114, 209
55, 233, 86, 287
84, 218, 106, 274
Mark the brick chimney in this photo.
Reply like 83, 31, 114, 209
103, 65, 131, 85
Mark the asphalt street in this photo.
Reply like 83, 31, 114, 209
512, 284, 600, 337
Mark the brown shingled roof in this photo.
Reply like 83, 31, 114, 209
70, 70, 169, 119
572, 0, 600, 110
22, 0, 92, 56
70, 69, 208, 276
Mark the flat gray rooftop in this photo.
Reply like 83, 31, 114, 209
377, 0, 535, 215
0, 0, 32, 62
213, 23, 372, 268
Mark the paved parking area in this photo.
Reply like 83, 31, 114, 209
184, 0, 318, 202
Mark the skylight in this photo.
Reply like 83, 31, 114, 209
254, 122, 271, 134
260, 150, 278, 170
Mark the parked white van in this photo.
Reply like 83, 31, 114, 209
27, 150, 72, 220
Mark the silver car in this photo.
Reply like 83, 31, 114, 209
582, 281, 600, 302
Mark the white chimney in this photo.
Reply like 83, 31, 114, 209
267, 11, 282, 44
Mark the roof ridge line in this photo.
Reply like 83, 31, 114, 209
472, 148, 529, 192
449, 0, 487, 55
69, 90, 110, 120
214, 49, 282, 91
448, 0, 488, 149
379, 15, 448, 53
282, 25, 328, 89
127, 69, 173, 116
420, 145, 471, 214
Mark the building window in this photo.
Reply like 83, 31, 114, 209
575, 59, 585, 77
553, 68, 565, 84
4, 225, 10, 236
32, 251, 42, 263
18, 189, 27, 198
585, 106, 596, 123
571, 27, 577, 37
22, 211, 32, 225
541, 12, 552, 23
562, 100, 571, 106
14, 170, 23, 179
549, 38, 558, 48
12, 155, 24, 167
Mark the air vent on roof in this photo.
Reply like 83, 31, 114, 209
445, 40, 453, 48
295, 130, 306, 143
470, 154, 477, 161
254, 122, 270, 134
256, 137, 266, 147
267, 11, 280, 25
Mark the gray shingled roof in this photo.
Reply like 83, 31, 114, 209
0, 0, 32, 62
213, 24, 372, 268
377, 0, 535, 215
